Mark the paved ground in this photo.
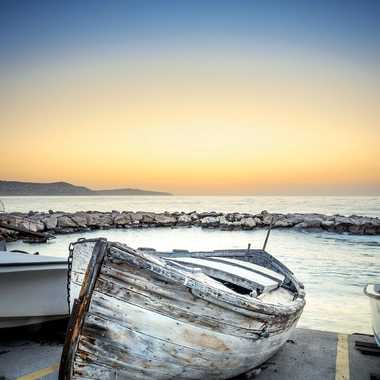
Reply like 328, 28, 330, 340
0, 323, 379, 380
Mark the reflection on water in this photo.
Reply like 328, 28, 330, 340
9, 227, 380, 335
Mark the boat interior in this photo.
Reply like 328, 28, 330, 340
137, 246, 303, 305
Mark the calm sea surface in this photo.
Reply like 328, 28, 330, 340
4, 195, 380, 334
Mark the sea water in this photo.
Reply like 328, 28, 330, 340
4, 195, 380, 334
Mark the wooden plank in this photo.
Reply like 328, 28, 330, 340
59, 240, 108, 380
94, 273, 267, 338
168, 257, 279, 292
78, 293, 295, 379
208, 257, 285, 283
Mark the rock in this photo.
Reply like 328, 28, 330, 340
364, 226, 377, 235
219, 215, 241, 230
113, 213, 132, 226
177, 214, 192, 225
19, 219, 45, 232
224, 214, 234, 222
348, 225, 363, 234
57, 215, 77, 228
294, 222, 307, 230
284, 214, 305, 226
198, 211, 222, 218
0, 227, 19, 241
274, 219, 292, 228
141, 213, 156, 224
189, 212, 200, 221
241, 217, 256, 229
42, 216, 58, 230
71, 213, 88, 227
129, 212, 144, 223
321, 220, 335, 230
86, 212, 113, 227
154, 214, 177, 226
262, 214, 273, 225
334, 216, 354, 225
301, 216, 323, 229
219, 215, 228, 226
200, 216, 220, 228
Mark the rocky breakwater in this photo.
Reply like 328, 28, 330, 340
0, 210, 379, 242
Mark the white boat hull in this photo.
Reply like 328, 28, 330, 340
365, 284, 380, 346
0, 252, 69, 328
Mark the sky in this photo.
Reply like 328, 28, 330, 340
1, 0, 379, 195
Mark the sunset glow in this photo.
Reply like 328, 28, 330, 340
1, 1, 379, 194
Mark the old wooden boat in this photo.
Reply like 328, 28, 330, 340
364, 284, 380, 347
0, 248, 68, 328
60, 238, 305, 380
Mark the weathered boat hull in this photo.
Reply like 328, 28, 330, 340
60, 239, 305, 380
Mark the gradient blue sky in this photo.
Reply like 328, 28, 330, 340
1, 1, 379, 194
1, 1, 379, 64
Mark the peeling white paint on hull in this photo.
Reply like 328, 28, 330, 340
60, 239, 305, 380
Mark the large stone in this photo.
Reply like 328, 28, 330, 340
301, 216, 323, 228
28, 220, 45, 232
154, 214, 177, 226
219, 215, 241, 230
129, 212, 144, 223
198, 211, 222, 218
141, 213, 156, 224
114, 213, 132, 226
177, 214, 192, 225
71, 213, 88, 227
200, 216, 220, 227
86, 213, 113, 227
189, 212, 200, 221
57, 216, 77, 228
285, 214, 306, 226
241, 217, 256, 229
262, 214, 274, 225
274, 218, 292, 228
42, 216, 58, 230
321, 220, 335, 230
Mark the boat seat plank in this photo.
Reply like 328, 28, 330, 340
208, 257, 284, 283
168, 257, 279, 293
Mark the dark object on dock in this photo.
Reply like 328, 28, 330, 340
0, 221, 55, 243
355, 338, 380, 356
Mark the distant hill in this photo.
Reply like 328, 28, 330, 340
0, 181, 172, 196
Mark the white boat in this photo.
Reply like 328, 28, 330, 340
60, 238, 305, 380
364, 284, 380, 346
0, 249, 69, 328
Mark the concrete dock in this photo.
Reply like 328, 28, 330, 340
0, 322, 379, 380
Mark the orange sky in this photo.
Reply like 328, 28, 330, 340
1, 4, 379, 195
